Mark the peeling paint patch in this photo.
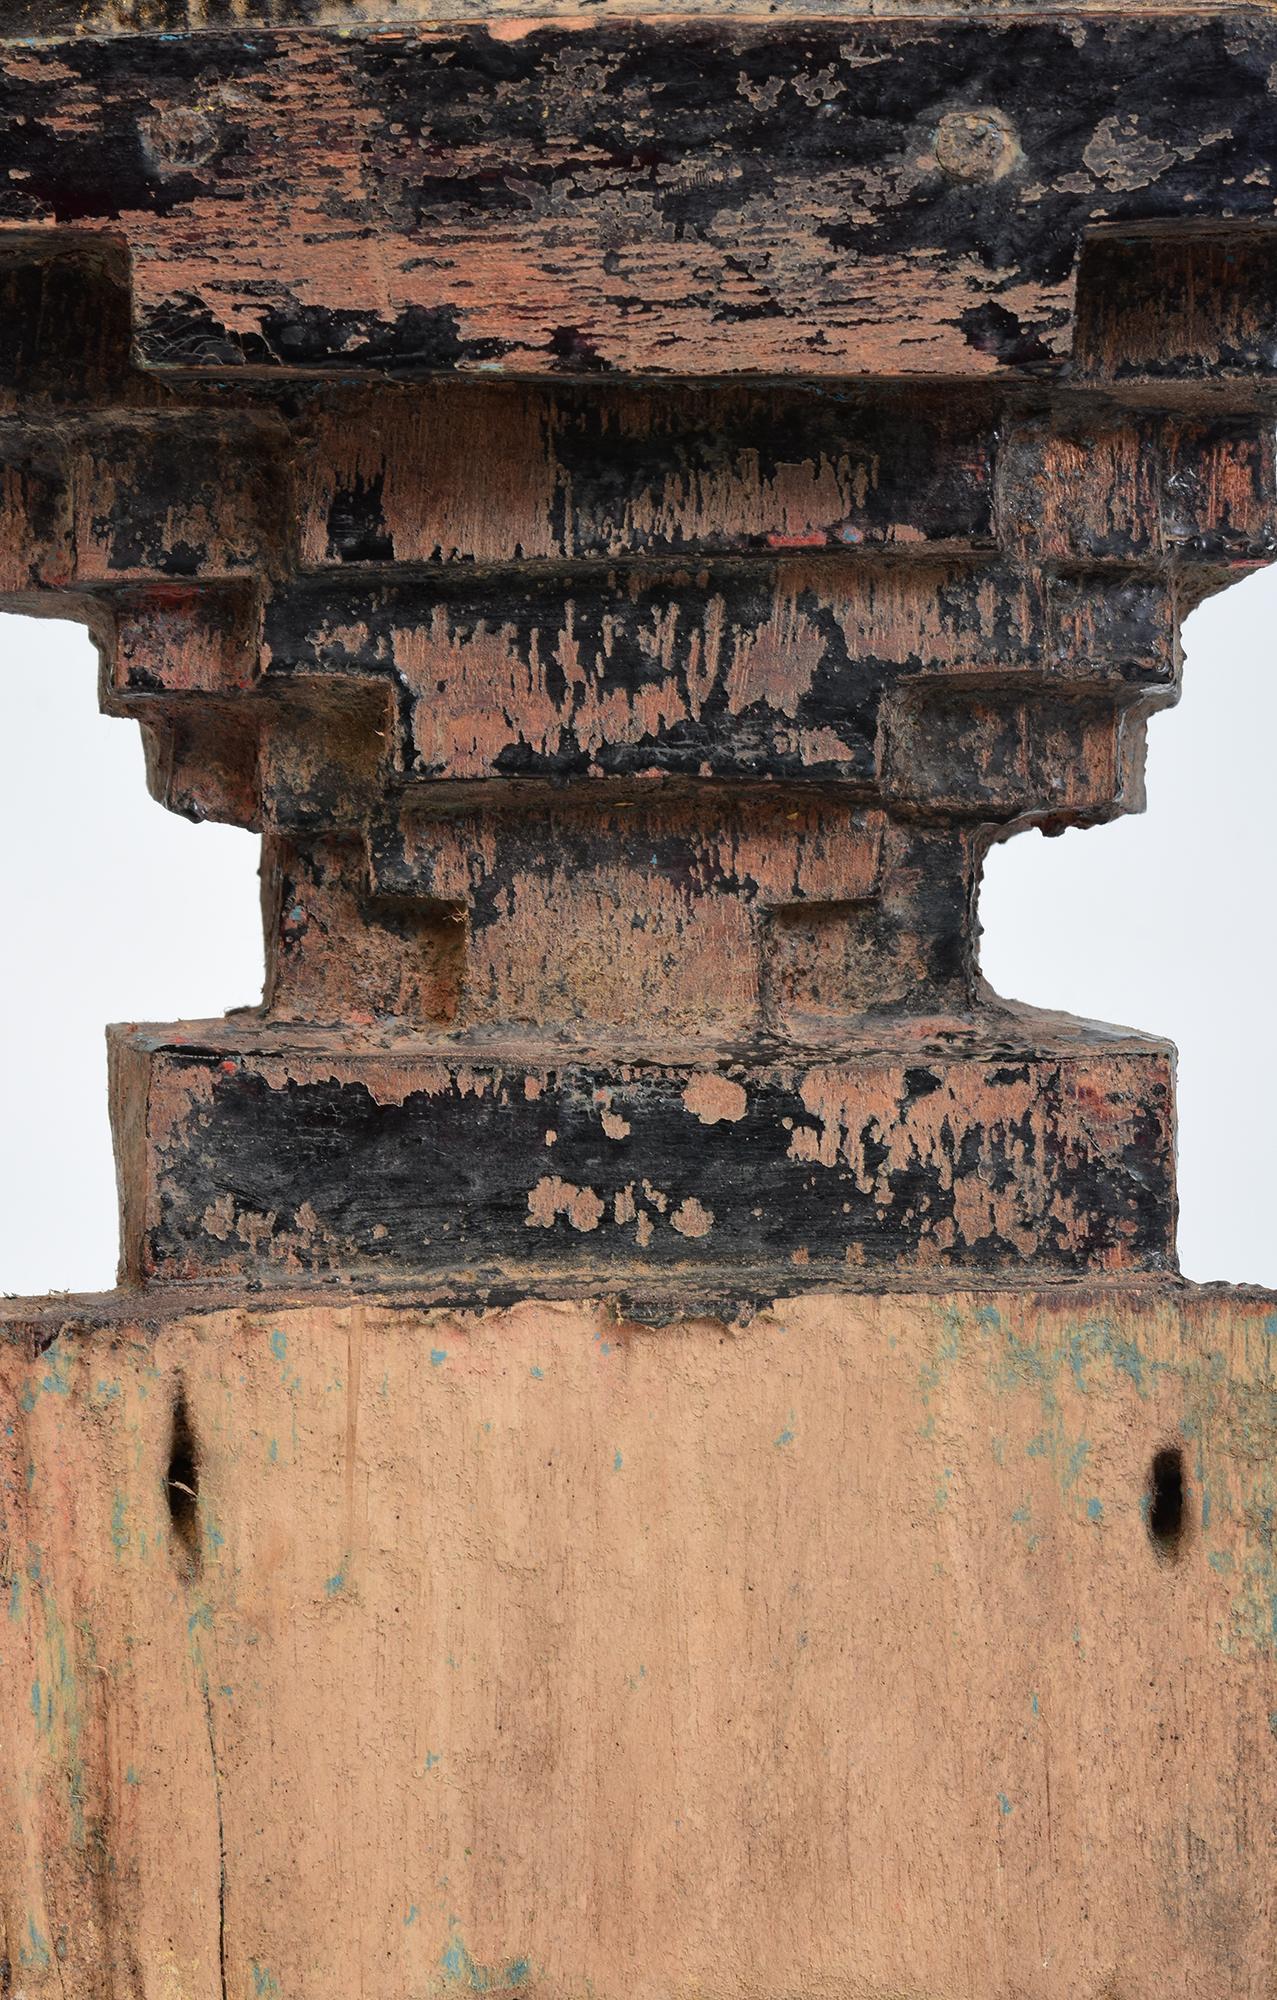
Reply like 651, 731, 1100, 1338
670, 1197, 714, 1239
526, 1177, 605, 1233
682, 1074, 748, 1125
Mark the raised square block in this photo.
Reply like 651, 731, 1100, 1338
110, 1018, 1175, 1286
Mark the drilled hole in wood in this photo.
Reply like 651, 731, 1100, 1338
166, 1387, 202, 1579
1147, 1445, 1187, 1558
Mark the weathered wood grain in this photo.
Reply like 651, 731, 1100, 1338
297, 390, 1276, 569
109, 1017, 1176, 1283
0, 417, 276, 591
256, 561, 1171, 787
3, 1286, 1275, 1998
0, 391, 1266, 596
0, 17, 1276, 379
1075, 232, 1277, 384
282, 798, 890, 1030
295, 384, 1000, 565
3, 0, 1271, 33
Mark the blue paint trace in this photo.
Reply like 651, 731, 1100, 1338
440, 1925, 530, 1992
20, 1917, 51, 1970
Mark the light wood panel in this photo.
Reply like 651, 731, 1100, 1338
3, 1283, 1274, 1998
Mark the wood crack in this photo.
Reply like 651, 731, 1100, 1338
196, 1659, 229, 2000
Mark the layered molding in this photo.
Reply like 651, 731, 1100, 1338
0, 10, 1271, 1289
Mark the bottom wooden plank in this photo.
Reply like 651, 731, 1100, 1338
2, 1283, 1275, 1999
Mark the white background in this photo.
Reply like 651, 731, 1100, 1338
0, 615, 262, 1296
1, 571, 1273, 1297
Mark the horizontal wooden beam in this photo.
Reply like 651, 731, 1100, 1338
2, 15, 1277, 377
